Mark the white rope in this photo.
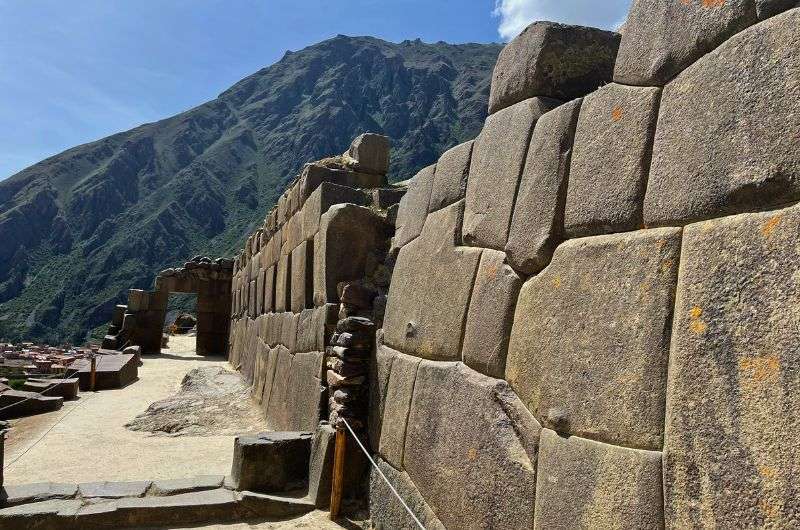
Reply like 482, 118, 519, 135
340, 417, 426, 530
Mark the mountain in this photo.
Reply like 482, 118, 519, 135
0, 35, 502, 344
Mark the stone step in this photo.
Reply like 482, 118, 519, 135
23, 378, 80, 400
0, 478, 315, 530
0, 390, 63, 419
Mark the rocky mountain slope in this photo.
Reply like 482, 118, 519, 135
0, 35, 501, 343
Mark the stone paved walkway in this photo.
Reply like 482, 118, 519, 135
3, 336, 262, 485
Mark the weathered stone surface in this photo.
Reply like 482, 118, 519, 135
463, 97, 560, 250
263, 265, 275, 313
298, 163, 385, 203
428, 141, 472, 213
384, 201, 482, 360
462, 249, 522, 379
534, 429, 664, 530
664, 206, 800, 528
78, 480, 151, 499
290, 241, 313, 312
259, 347, 280, 412
230, 432, 311, 493
275, 254, 291, 313
507, 228, 681, 450
614, 0, 759, 86
238, 491, 315, 519
564, 83, 661, 237
346, 133, 390, 175
490, 21, 620, 114
378, 353, 422, 469
393, 164, 435, 250
368, 338, 397, 452
313, 204, 389, 305
404, 361, 540, 530
370, 456, 446, 530
0, 482, 77, 506
302, 182, 366, 241
506, 99, 581, 274
644, 9, 800, 227
150, 476, 225, 496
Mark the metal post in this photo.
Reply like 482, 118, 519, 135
329, 426, 347, 519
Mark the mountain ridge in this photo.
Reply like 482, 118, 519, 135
0, 35, 502, 343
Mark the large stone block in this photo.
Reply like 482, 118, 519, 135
230, 432, 311, 493
393, 164, 435, 250
265, 346, 293, 429
275, 253, 291, 313
404, 361, 540, 530
644, 9, 800, 227
507, 228, 681, 450
534, 429, 664, 530
463, 97, 560, 250
506, 98, 581, 275
370, 456, 445, 530
428, 141, 472, 213
346, 133, 390, 175
614, 0, 759, 86
368, 339, 397, 453
290, 241, 313, 313
383, 201, 482, 361
298, 163, 386, 203
564, 83, 661, 237
286, 351, 324, 431
378, 352, 422, 469
489, 21, 620, 114
462, 249, 522, 379
302, 182, 366, 241
263, 265, 275, 314
313, 204, 389, 306
664, 205, 800, 528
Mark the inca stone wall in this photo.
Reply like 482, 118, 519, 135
228, 135, 400, 432
371, 6, 800, 530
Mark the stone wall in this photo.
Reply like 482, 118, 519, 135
228, 134, 400, 432
371, 7, 800, 530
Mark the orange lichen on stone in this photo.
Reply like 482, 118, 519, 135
467, 447, 478, 460
661, 259, 674, 272
758, 465, 778, 480
552, 276, 562, 288
739, 355, 780, 383
689, 305, 707, 334
701, 0, 725, 7
761, 215, 781, 237
611, 106, 623, 121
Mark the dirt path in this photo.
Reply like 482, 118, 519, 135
3, 336, 266, 485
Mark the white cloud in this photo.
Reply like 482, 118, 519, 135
492, 0, 632, 41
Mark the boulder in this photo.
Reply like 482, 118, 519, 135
507, 228, 681, 451
564, 83, 661, 237
383, 201, 482, 361
664, 205, 800, 528
230, 432, 311, 493
346, 133, 390, 175
378, 353, 422, 469
462, 249, 522, 378
404, 361, 540, 530
506, 98, 581, 274
490, 21, 620, 114
463, 97, 560, 250
614, 0, 758, 86
393, 164, 435, 250
644, 8, 800, 227
427, 141, 472, 213
534, 429, 664, 530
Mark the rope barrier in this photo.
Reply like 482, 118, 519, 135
340, 417, 427, 530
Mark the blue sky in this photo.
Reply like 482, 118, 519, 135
0, 0, 631, 180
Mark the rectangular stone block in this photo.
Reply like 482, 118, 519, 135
664, 205, 800, 529
255, 269, 264, 316
507, 227, 681, 450
506, 98, 581, 275
378, 352, 422, 470
462, 249, 522, 379
248, 280, 256, 318
275, 254, 291, 313
384, 201, 482, 361
534, 429, 664, 530
263, 265, 275, 314
404, 361, 540, 529
370, 456, 446, 530
302, 182, 366, 241
490, 21, 619, 114
428, 141, 472, 213
644, 9, 800, 228
230, 432, 311, 493
564, 83, 661, 237
298, 163, 386, 203
393, 164, 435, 249
290, 241, 313, 313
463, 97, 560, 250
